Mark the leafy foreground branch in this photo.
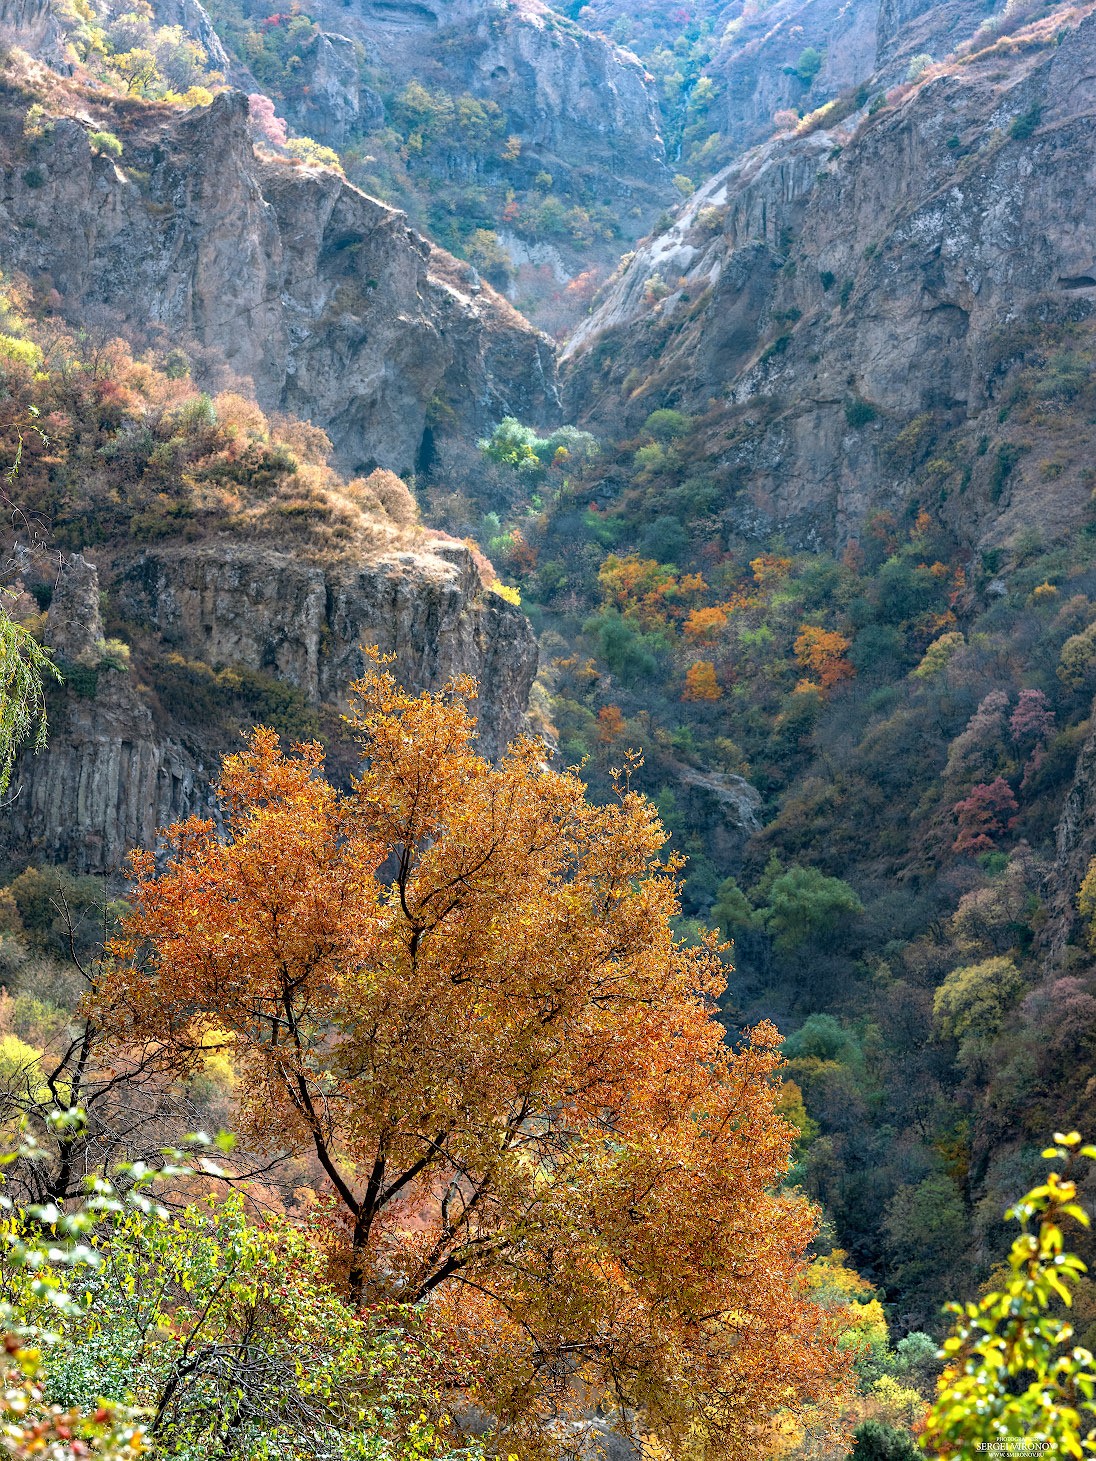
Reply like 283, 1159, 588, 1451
89, 656, 851, 1459
923, 1131, 1096, 1456
0, 1115, 479, 1461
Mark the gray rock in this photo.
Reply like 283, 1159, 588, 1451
45, 554, 104, 664
563, 8, 1096, 549
5, 538, 536, 873
0, 90, 558, 478
115, 539, 537, 760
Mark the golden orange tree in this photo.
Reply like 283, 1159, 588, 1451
94, 661, 850, 1459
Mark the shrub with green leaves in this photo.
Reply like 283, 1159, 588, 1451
87, 130, 123, 159
0, 605, 59, 793
0, 1114, 477, 1461
922, 1132, 1096, 1456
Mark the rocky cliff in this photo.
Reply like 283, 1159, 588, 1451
114, 539, 536, 758
563, 0, 1096, 551
0, 79, 557, 477
706, 0, 881, 161
5, 542, 537, 873
280, 0, 670, 205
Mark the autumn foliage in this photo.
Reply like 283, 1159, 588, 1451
952, 777, 1019, 855
794, 624, 855, 694
95, 661, 850, 1459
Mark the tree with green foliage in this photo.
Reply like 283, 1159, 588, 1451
922, 1131, 1096, 1456
478, 417, 598, 477
932, 955, 1024, 1068
0, 1113, 470, 1461
48, 1192, 463, 1460
760, 866, 864, 953
794, 47, 824, 84
0, 604, 59, 793
712, 876, 755, 940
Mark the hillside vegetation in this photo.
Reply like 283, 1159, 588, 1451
4, 0, 1096, 1455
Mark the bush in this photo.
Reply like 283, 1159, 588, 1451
1009, 104, 1041, 140
87, 129, 123, 158
760, 867, 864, 954
793, 46, 824, 84
285, 136, 344, 173
848, 1419, 919, 1459
353, 468, 418, 526
845, 397, 878, 428
642, 408, 693, 442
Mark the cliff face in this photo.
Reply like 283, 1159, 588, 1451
563, 3, 1096, 550
0, 84, 557, 477
874, 0, 995, 79
114, 539, 536, 759
5, 543, 537, 873
1043, 700, 1096, 955
290, 0, 670, 205
707, 0, 881, 160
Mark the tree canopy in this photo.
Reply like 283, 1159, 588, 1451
94, 659, 849, 1459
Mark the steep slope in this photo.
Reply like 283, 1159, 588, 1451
6, 539, 534, 872
184, 0, 673, 329
704, 0, 881, 160
0, 74, 557, 477
563, 1, 1096, 551
300, 0, 667, 190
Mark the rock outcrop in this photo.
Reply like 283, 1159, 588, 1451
563, 3, 1096, 550
115, 539, 537, 760
289, 31, 384, 147
0, 85, 558, 477
292, 0, 671, 211
1045, 704, 1096, 955
706, 0, 882, 161
6, 556, 207, 873
0, 0, 73, 69
5, 543, 537, 873
43, 553, 103, 663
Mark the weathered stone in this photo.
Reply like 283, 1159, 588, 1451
114, 539, 537, 760
0, 89, 558, 478
4, 539, 536, 873
563, 9, 1096, 551
1045, 703, 1096, 955
44, 554, 104, 664
288, 0, 671, 216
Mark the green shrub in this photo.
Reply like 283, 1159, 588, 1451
87, 130, 123, 159
845, 397, 878, 428
643, 408, 693, 442
793, 46, 824, 84
989, 442, 1022, 502
1009, 104, 1042, 140
848, 1419, 919, 1459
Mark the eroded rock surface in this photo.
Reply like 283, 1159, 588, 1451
563, 7, 1096, 550
5, 543, 537, 872
0, 87, 558, 477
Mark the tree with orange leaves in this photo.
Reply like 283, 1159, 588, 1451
794, 624, 855, 693
683, 659, 722, 701
94, 659, 850, 1459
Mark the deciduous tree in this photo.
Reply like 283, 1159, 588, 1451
95, 661, 849, 1459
